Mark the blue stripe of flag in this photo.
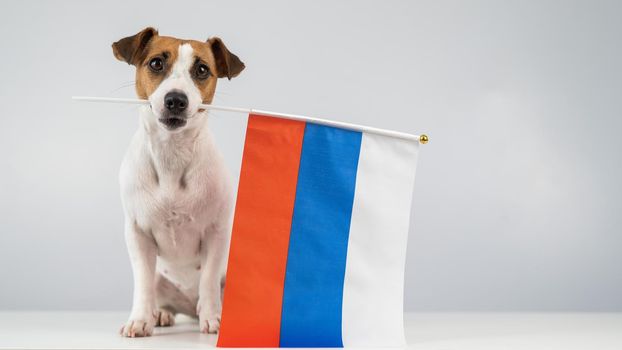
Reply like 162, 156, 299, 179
279, 123, 362, 347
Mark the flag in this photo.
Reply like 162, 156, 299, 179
217, 114, 420, 347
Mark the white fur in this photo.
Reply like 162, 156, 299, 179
119, 44, 233, 337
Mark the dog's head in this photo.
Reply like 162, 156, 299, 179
112, 27, 244, 131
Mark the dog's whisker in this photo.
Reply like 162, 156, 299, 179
110, 82, 137, 93
212, 91, 233, 97
115, 80, 136, 88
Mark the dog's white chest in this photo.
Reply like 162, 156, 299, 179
144, 175, 211, 246
142, 181, 209, 290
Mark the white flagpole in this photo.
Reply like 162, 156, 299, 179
72, 96, 428, 144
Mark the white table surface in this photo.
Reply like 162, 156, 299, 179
0, 312, 620, 349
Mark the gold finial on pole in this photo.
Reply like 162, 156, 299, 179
419, 134, 429, 144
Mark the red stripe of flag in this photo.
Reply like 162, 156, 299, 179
217, 115, 306, 347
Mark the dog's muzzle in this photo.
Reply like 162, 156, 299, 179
159, 91, 189, 129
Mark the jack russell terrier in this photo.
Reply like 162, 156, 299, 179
111, 27, 244, 337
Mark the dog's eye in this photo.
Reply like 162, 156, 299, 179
195, 64, 211, 79
149, 57, 164, 72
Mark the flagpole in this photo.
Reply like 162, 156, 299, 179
72, 96, 428, 144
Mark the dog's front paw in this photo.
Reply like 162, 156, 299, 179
155, 309, 175, 327
196, 300, 221, 334
120, 318, 155, 338
200, 317, 220, 334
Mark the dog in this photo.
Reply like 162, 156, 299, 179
111, 27, 244, 337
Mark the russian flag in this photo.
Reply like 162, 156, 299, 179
217, 115, 419, 347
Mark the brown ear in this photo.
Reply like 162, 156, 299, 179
208, 37, 245, 80
112, 27, 158, 65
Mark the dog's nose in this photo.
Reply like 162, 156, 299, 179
164, 92, 188, 114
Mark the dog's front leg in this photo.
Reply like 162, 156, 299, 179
197, 223, 230, 334
120, 221, 158, 337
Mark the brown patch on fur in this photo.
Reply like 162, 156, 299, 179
112, 28, 245, 103
112, 27, 158, 65
187, 41, 220, 103
207, 37, 245, 80
133, 36, 183, 100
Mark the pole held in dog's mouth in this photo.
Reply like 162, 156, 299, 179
72, 96, 429, 144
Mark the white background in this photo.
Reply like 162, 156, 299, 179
0, 0, 620, 311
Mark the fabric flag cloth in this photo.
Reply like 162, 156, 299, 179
217, 114, 420, 348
